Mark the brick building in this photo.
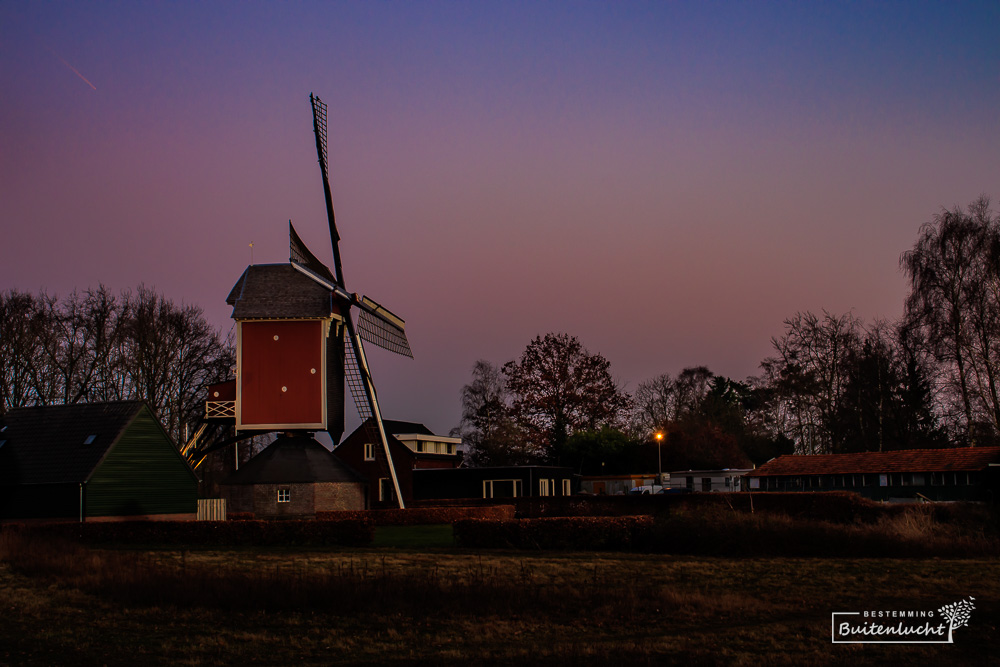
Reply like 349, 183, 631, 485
334, 419, 462, 507
221, 433, 366, 516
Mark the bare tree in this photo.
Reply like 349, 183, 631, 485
760, 311, 861, 453
0, 290, 47, 414
119, 286, 234, 443
0, 285, 233, 445
631, 372, 676, 436
455, 360, 535, 466
901, 195, 1000, 443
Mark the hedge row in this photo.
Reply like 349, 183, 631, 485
11, 519, 374, 547
453, 516, 654, 550
315, 505, 515, 526
511, 492, 895, 524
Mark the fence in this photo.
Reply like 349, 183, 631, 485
197, 498, 227, 521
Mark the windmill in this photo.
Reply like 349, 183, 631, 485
192, 94, 412, 509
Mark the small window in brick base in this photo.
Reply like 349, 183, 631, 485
278, 488, 290, 503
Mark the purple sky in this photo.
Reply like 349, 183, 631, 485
2, 2, 998, 437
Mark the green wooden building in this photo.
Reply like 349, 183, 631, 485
0, 401, 198, 521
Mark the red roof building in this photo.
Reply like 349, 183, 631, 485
746, 447, 1000, 502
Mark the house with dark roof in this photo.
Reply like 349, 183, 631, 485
221, 433, 366, 516
746, 447, 1000, 502
0, 401, 198, 521
333, 419, 462, 507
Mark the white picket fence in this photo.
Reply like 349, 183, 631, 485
197, 498, 227, 521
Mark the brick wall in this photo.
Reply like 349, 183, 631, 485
222, 482, 366, 516
224, 485, 254, 514
252, 483, 315, 517
314, 482, 366, 511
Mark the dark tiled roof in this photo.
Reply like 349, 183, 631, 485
223, 435, 364, 485
226, 264, 337, 319
0, 401, 145, 485
747, 447, 1000, 477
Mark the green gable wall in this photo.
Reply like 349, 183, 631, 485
85, 407, 198, 517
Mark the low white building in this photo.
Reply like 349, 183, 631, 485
668, 469, 753, 493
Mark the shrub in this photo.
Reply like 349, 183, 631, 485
11, 519, 374, 547
315, 506, 515, 526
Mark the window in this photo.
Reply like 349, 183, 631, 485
83, 434, 97, 445
562, 479, 571, 496
483, 479, 522, 499
0, 439, 5, 450
912, 473, 926, 486
277, 488, 290, 503
701, 478, 712, 492
364, 443, 375, 461
415, 441, 424, 453
539, 479, 551, 496
686, 476, 694, 491
379, 478, 398, 503
446, 444, 455, 455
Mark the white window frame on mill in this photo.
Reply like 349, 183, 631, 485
364, 443, 375, 461
277, 488, 291, 503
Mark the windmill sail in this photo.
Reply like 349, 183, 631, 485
358, 297, 413, 358
311, 92, 406, 509
310, 93, 345, 286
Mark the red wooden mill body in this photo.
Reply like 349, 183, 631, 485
238, 320, 327, 429
226, 261, 347, 440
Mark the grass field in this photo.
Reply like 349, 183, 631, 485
1, 532, 998, 666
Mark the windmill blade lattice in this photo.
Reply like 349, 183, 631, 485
358, 303, 413, 358
311, 94, 331, 182
344, 337, 374, 422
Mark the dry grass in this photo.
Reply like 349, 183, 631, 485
1, 528, 999, 666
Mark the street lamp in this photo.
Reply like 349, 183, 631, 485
655, 431, 664, 486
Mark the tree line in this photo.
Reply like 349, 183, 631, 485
0, 285, 234, 445
458, 195, 1000, 472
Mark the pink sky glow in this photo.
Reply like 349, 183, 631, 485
2, 2, 998, 436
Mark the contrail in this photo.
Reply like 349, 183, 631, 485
45, 45, 97, 90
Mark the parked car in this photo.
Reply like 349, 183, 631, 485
628, 485, 663, 495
